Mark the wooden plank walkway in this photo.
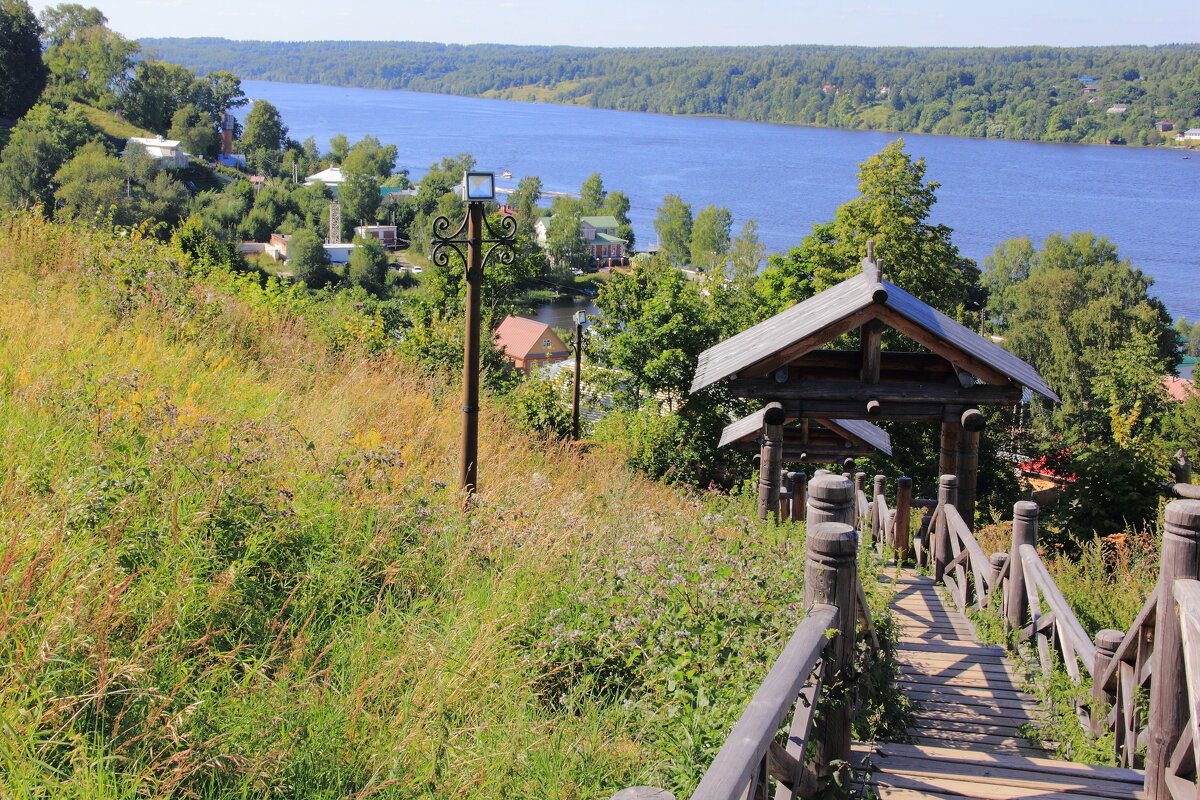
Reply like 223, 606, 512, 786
854, 568, 1146, 799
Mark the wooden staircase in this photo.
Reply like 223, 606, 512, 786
855, 569, 1147, 799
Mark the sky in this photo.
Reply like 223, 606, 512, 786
77, 0, 1199, 48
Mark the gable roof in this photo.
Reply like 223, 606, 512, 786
493, 316, 569, 359
690, 271, 1058, 402
718, 409, 892, 455
580, 215, 620, 229
305, 166, 345, 185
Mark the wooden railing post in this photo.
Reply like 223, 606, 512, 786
933, 474, 957, 583
894, 477, 912, 559
871, 475, 886, 545
957, 408, 984, 532
1146, 498, 1200, 799
1006, 500, 1039, 633
790, 471, 807, 523
806, 471, 856, 530
757, 403, 786, 523
1092, 628, 1123, 734
803, 521, 858, 792
1170, 448, 1191, 485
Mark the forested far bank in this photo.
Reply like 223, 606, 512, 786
139, 38, 1200, 147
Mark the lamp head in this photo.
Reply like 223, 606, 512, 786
462, 172, 496, 202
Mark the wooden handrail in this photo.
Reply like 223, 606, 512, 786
1019, 543, 1097, 681
690, 604, 838, 800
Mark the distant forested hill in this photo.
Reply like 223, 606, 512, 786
140, 39, 1200, 146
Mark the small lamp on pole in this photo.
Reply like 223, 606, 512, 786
570, 310, 587, 440
430, 172, 517, 495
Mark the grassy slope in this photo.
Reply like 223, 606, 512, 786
71, 102, 156, 140
0, 213, 811, 799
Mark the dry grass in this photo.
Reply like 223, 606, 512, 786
0, 212, 790, 799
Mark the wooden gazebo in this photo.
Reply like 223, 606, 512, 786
692, 252, 1058, 527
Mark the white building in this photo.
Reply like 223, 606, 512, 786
305, 166, 346, 195
1184, 129, 1200, 141
125, 136, 190, 169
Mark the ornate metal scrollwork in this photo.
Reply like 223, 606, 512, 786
430, 207, 518, 278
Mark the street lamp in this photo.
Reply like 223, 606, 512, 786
570, 310, 587, 440
431, 172, 517, 495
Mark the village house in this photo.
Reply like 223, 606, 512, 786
493, 315, 572, 374
534, 215, 628, 266
1184, 128, 1200, 141
1157, 121, 1175, 133
1106, 103, 1128, 114
125, 136, 190, 169
305, 166, 346, 196
353, 224, 400, 249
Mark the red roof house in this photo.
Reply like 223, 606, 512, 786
1164, 376, 1197, 403
494, 316, 572, 375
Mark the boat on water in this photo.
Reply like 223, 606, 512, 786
501, 169, 513, 179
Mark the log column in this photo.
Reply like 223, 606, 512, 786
1146, 499, 1200, 799
933, 474, 957, 583
803, 521, 858, 788
957, 408, 984, 532
894, 477, 913, 560
757, 403, 786, 522
1006, 501, 1039, 633
871, 474, 886, 546
939, 422, 960, 480
790, 471, 807, 523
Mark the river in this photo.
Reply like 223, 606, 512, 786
239, 79, 1200, 321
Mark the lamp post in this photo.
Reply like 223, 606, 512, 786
570, 310, 586, 440
431, 172, 517, 495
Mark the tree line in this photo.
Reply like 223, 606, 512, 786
141, 38, 1200, 146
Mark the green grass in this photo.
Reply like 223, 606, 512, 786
0, 212, 831, 799
71, 102, 155, 140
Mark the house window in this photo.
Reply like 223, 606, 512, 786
542, 338, 552, 349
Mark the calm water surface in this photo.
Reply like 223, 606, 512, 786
241, 80, 1200, 320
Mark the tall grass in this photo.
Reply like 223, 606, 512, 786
0, 213, 811, 799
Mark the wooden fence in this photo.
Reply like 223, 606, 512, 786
611, 469, 1200, 800
910, 479, 1200, 800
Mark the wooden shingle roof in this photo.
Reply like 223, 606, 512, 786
690, 272, 1058, 402
718, 410, 892, 456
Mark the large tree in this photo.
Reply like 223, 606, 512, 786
758, 139, 978, 316
653, 193, 692, 266
288, 229, 331, 288
39, 4, 138, 108
580, 172, 605, 214
0, 102, 94, 211
690, 204, 732, 272
240, 99, 287, 175
168, 104, 216, 158
122, 59, 195, 134
0, 0, 47, 119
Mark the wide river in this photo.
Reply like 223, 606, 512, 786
240, 80, 1200, 321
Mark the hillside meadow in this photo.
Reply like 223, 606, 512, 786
0, 212, 813, 799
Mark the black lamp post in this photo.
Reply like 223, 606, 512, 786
431, 172, 517, 495
570, 309, 586, 440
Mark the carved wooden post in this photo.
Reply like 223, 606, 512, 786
842, 457, 855, 476
989, 552, 1008, 593
957, 408, 984, 532
1007, 501, 1039, 634
803, 521, 857, 789
757, 403, 786, 523
894, 477, 913, 560
806, 471, 856, 530
1146, 499, 1200, 799
933, 474, 957, 583
871, 474, 886, 545
791, 471, 807, 523
1092, 629, 1123, 734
